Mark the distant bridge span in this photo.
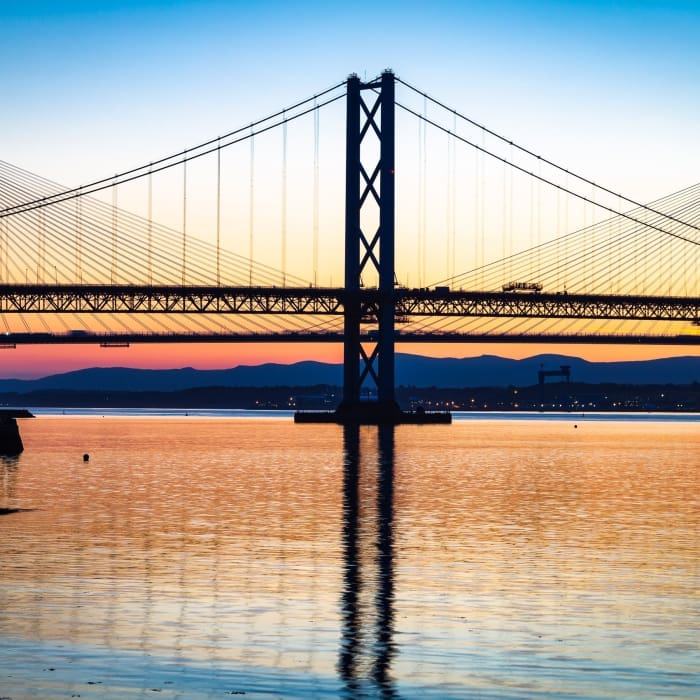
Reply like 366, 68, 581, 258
0, 331, 696, 347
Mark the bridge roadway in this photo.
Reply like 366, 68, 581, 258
0, 284, 696, 345
0, 284, 696, 319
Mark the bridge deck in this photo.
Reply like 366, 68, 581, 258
0, 285, 696, 345
0, 285, 696, 321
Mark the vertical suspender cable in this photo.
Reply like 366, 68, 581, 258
42, 207, 47, 282
422, 95, 428, 286
2, 216, 6, 283
4, 217, 8, 284
564, 171, 568, 292
450, 112, 457, 281
501, 157, 506, 284
528, 175, 534, 281
639, 196, 652, 296
564, 172, 569, 233
0, 215, 4, 283
78, 188, 83, 283
417, 105, 424, 286
74, 191, 79, 283
216, 141, 221, 286
584, 187, 595, 292
612, 194, 620, 294
556, 184, 561, 292
182, 152, 187, 286
479, 128, 485, 288
589, 184, 595, 293
582, 188, 588, 291
472, 141, 481, 278
632, 193, 646, 294
4, 216, 8, 283
536, 159, 541, 276
37, 207, 43, 283
148, 167, 153, 286
249, 127, 255, 286
446, 130, 452, 282
281, 112, 287, 286
508, 144, 513, 280
418, 98, 425, 287
112, 177, 117, 284
313, 99, 319, 286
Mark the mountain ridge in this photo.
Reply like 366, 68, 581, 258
1, 353, 698, 392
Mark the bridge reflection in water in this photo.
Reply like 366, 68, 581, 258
339, 425, 397, 698
2, 417, 699, 697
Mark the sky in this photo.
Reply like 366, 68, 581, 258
1, 0, 699, 377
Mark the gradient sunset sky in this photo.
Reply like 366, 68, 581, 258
2, 0, 699, 377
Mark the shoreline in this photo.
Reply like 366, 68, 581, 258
12, 407, 700, 421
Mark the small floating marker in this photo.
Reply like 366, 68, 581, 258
83, 453, 90, 462
574, 424, 578, 429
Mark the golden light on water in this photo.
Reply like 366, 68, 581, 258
1, 415, 697, 696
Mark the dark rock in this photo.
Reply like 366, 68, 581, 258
0, 416, 23, 455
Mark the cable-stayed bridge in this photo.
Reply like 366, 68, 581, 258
0, 71, 698, 421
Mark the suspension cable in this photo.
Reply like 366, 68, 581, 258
395, 101, 699, 247
0, 160, 312, 287
0, 86, 346, 218
396, 76, 700, 233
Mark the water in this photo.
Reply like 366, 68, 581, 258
1, 414, 698, 698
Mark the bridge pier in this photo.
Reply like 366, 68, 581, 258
296, 70, 450, 425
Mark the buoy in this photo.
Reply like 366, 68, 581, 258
574, 424, 578, 429
83, 453, 90, 462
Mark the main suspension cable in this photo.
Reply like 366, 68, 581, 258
396, 76, 700, 233
0, 84, 346, 218
395, 101, 699, 248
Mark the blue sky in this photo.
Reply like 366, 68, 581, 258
3, 0, 699, 197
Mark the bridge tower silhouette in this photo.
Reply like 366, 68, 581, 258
299, 70, 448, 425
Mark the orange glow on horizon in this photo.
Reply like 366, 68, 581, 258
0, 342, 697, 380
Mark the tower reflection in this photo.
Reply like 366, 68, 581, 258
338, 425, 397, 698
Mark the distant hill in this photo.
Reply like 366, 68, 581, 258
396, 353, 700, 387
0, 361, 340, 393
0, 354, 698, 393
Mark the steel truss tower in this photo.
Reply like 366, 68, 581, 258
295, 70, 450, 424
336, 70, 400, 423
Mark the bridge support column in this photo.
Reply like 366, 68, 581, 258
295, 70, 450, 425
335, 70, 401, 424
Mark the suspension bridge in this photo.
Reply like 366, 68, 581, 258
0, 70, 698, 423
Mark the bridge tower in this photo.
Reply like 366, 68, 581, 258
295, 70, 449, 425
335, 70, 401, 423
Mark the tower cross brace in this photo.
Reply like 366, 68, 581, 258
337, 70, 400, 422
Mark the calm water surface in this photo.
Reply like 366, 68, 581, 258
0, 415, 698, 698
